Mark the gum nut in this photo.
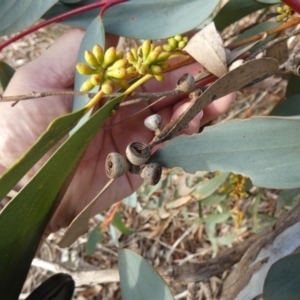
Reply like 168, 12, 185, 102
106, 68, 127, 79
144, 114, 161, 131
176, 73, 195, 93
174, 34, 183, 42
108, 59, 128, 70
150, 65, 163, 75
157, 52, 171, 62
142, 39, 151, 60
154, 74, 165, 82
101, 81, 114, 94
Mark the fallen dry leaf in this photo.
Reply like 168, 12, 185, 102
184, 22, 227, 77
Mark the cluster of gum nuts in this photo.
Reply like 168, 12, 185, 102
105, 72, 196, 186
105, 113, 162, 186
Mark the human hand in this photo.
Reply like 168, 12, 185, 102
0, 29, 233, 235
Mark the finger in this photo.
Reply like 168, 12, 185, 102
201, 93, 235, 125
172, 102, 203, 135
18, 28, 85, 89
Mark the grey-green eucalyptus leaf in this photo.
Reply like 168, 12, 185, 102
103, 0, 220, 39
192, 172, 229, 201
269, 94, 300, 117
257, 0, 281, 3
118, 249, 174, 300
151, 117, 300, 189
0, 94, 123, 299
264, 252, 300, 300
72, 16, 104, 129
214, 0, 273, 31
0, 0, 58, 35
0, 61, 15, 91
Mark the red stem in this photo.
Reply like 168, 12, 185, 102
0, 0, 127, 51
282, 0, 300, 14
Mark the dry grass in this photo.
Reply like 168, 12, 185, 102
0, 7, 292, 300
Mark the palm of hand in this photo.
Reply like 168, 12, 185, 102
0, 29, 233, 234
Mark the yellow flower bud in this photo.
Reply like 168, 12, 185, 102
157, 51, 170, 62
131, 48, 138, 60
153, 46, 163, 54
168, 37, 178, 49
178, 41, 186, 49
154, 74, 165, 82
107, 59, 128, 70
142, 39, 151, 61
116, 79, 129, 89
174, 34, 183, 42
106, 67, 127, 79
103, 47, 117, 68
80, 78, 95, 92
183, 36, 189, 43
163, 44, 173, 52
90, 73, 103, 86
137, 64, 149, 75
84, 50, 99, 67
92, 44, 104, 63
101, 80, 114, 94
76, 63, 96, 75
150, 65, 163, 75
116, 50, 124, 60
126, 51, 137, 64
145, 50, 160, 65
159, 62, 169, 70
127, 66, 136, 73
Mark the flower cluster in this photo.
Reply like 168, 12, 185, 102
76, 35, 189, 93
276, 5, 293, 22
162, 34, 188, 52
126, 39, 170, 81
76, 45, 128, 94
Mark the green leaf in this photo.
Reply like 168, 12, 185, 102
202, 193, 227, 206
214, 0, 273, 31
264, 252, 300, 300
0, 0, 58, 35
286, 74, 300, 98
72, 16, 105, 129
231, 22, 279, 51
257, 0, 281, 3
192, 172, 230, 201
112, 211, 135, 235
26, 273, 74, 300
118, 249, 175, 300
122, 192, 137, 208
0, 94, 124, 299
103, 0, 220, 39
269, 94, 300, 117
216, 233, 237, 246
60, 0, 82, 3
276, 188, 300, 211
195, 211, 231, 224
43, 0, 99, 30
0, 61, 15, 91
0, 107, 87, 202
151, 117, 300, 189
44, 0, 219, 37
86, 224, 102, 255
109, 224, 120, 247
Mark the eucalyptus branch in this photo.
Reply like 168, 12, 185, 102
0, 0, 127, 52
228, 18, 300, 50
0, 89, 181, 105
246, 27, 300, 61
